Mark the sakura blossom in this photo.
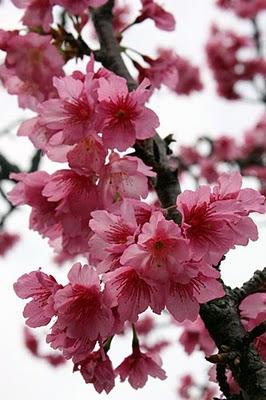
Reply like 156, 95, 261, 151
11, 0, 53, 31
240, 293, 266, 360
116, 347, 166, 389
14, 270, 61, 327
176, 172, 265, 264
54, 263, 116, 340
136, 49, 202, 95
136, 0, 176, 31
178, 316, 216, 356
0, 231, 19, 256
52, 0, 108, 15
0, 31, 64, 110
74, 350, 115, 393
96, 75, 159, 150
217, 0, 266, 18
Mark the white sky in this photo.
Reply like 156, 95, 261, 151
0, 1, 265, 399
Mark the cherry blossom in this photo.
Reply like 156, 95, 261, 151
11, 0, 53, 31
74, 350, 115, 393
97, 75, 159, 150
116, 347, 166, 389
14, 270, 61, 327
0, 31, 64, 110
0, 231, 19, 256
54, 263, 116, 340
136, 0, 175, 31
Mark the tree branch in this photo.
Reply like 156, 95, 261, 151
233, 268, 266, 305
91, 0, 181, 222
90, 4, 266, 398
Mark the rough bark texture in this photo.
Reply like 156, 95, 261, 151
91, 2, 266, 399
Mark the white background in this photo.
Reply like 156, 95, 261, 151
0, 1, 265, 399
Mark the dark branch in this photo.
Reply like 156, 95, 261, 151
91, 0, 181, 221
233, 268, 266, 305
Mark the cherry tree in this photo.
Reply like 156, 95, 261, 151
0, 1, 266, 399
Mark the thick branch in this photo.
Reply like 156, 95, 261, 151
200, 285, 266, 400
91, 3, 265, 398
233, 268, 266, 305
91, 0, 181, 220
0, 153, 20, 181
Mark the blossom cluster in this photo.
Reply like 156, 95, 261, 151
206, 25, 266, 99
217, 0, 266, 18
2, 0, 265, 396
135, 49, 203, 96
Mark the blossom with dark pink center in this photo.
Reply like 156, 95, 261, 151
54, 263, 116, 340
136, 0, 175, 31
89, 203, 138, 271
42, 169, 99, 218
14, 270, 61, 327
104, 266, 165, 322
97, 75, 159, 150
121, 211, 189, 282
116, 347, 166, 389
74, 350, 115, 393
39, 75, 97, 145
98, 152, 156, 208
177, 172, 265, 264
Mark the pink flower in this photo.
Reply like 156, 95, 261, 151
0, 31, 64, 111
75, 350, 115, 393
213, 135, 240, 161
121, 211, 189, 282
136, 0, 175, 31
52, 0, 108, 15
97, 75, 159, 150
24, 327, 39, 356
39, 75, 97, 145
0, 231, 19, 256
179, 316, 216, 356
217, 0, 266, 18
165, 260, 224, 322
206, 25, 266, 99
42, 169, 99, 218
67, 135, 107, 176
14, 270, 61, 327
199, 158, 219, 183
177, 374, 193, 399
8, 171, 61, 241
240, 293, 266, 360
9, 170, 99, 257
47, 321, 96, 362
11, 0, 53, 32
54, 263, 116, 340
89, 202, 138, 272
116, 347, 166, 389
243, 113, 266, 152
135, 315, 155, 336
104, 266, 165, 322
98, 152, 156, 208
137, 49, 202, 95
177, 172, 265, 264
